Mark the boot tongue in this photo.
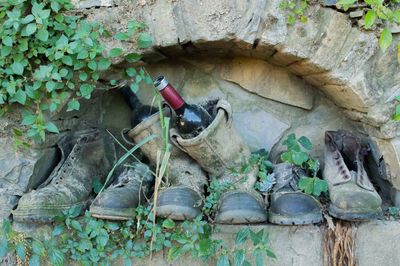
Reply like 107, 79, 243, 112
112, 163, 153, 188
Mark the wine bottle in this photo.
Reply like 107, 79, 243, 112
154, 75, 213, 139
119, 85, 157, 127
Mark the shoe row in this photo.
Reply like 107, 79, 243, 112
89, 99, 383, 224
3, 100, 382, 225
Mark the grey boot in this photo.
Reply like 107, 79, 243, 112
128, 110, 207, 220
268, 163, 322, 225
323, 130, 382, 221
90, 162, 154, 220
12, 129, 116, 222
171, 99, 267, 224
0, 138, 59, 220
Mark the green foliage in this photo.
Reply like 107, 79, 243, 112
0, 0, 153, 143
0, 205, 276, 266
279, 0, 309, 24
281, 134, 328, 197
388, 206, 399, 218
250, 150, 275, 193
202, 178, 234, 219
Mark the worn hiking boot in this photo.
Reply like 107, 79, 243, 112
12, 129, 116, 222
128, 110, 207, 220
171, 99, 267, 224
90, 162, 154, 220
268, 163, 322, 225
323, 130, 382, 221
0, 138, 60, 220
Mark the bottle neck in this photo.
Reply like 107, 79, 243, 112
119, 85, 142, 110
159, 84, 185, 110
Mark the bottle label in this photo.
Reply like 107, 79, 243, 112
160, 84, 185, 110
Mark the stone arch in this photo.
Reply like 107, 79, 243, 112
76, 0, 400, 203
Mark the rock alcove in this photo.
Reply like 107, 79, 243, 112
2, 0, 400, 265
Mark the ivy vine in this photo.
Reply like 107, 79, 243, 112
0, 0, 153, 143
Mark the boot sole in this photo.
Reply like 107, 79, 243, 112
215, 209, 267, 224
12, 201, 89, 223
328, 204, 383, 221
156, 187, 202, 221
89, 206, 136, 221
268, 211, 323, 225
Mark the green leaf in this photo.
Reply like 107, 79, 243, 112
217, 254, 230, 266
234, 250, 245, 266
77, 50, 88, 60
336, 0, 357, 11
98, 58, 111, 70
46, 81, 57, 92
266, 249, 277, 259
298, 177, 314, 195
162, 218, 175, 229
130, 83, 139, 93
137, 32, 153, 48
298, 136, 312, 150
59, 68, 69, 77
109, 48, 123, 57
11, 62, 24, 75
0, 237, 8, 258
67, 99, 80, 111
379, 28, 392, 53
80, 84, 94, 99
125, 53, 141, 62
88, 60, 97, 71
249, 229, 264, 245
62, 56, 73, 66
114, 32, 130, 41
16, 242, 26, 260
45, 122, 59, 133
291, 151, 308, 166
13, 89, 26, 104
52, 225, 64, 236
71, 220, 82, 231
21, 15, 34, 24
126, 68, 137, 77
48, 248, 64, 266
313, 178, 328, 197
235, 228, 250, 245
2, 36, 13, 47
168, 245, 182, 261
2, 46, 12, 57
32, 240, 44, 255
25, 23, 37, 36
36, 28, 49, 41
29, 254, 40, 266
79, 72, 88, 81
364, 10, 376, 29
21, 114, 36, 126
254, 251, 264, 266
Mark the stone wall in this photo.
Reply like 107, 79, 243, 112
66, 0, 400, 202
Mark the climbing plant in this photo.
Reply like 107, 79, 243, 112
0, 0, 153, 143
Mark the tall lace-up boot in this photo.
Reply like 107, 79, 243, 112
128, 110, 208, 220
323, 130, 382, 221
12, 129, 116, 222
171, 99, 267, 224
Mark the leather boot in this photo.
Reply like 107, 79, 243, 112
171, 99, 267, 224
268, 163, 322, 225
90, 162, 154, 220
323, 130, 382, 221
12, 129, 116, 222
128, 110, 208, 220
